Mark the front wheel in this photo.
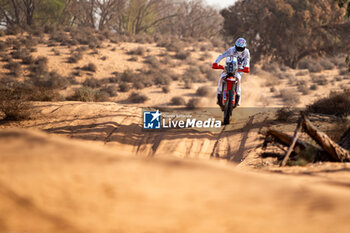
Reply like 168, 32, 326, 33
223, 89, 233, 125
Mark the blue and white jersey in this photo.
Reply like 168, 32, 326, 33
215, 47, 250, 69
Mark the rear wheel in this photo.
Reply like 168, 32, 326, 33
224, 89, 233, 125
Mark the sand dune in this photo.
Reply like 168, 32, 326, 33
1, 128, 350, 233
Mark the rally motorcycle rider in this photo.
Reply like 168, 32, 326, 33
212, 38, 250, 107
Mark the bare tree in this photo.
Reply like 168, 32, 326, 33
96, 0, 125, 30
157, 0, 223, 38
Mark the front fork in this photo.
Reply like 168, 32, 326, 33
222, 81, 237, 106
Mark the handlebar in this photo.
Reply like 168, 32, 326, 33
212, 65, 224, 70
212, 65, 245, 73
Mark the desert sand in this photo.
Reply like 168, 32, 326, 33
1, 34, 350, 233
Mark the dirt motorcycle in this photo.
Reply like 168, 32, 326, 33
212, 56, 240, 125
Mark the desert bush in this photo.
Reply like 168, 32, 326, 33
51, 48, 60, 56
174, 50, 190, 60
170, 96, 186, 105
143, 68, 172, 86
298, 59, 323, 73
44, 25, 56, 34
128, 46, 145, 56
88, 41, 98, 49
183, 67, 205, 83
184, 80, 193, 89
29, 88, 62, 101
311, 75, 328, 86
20, 36, 38, 49
297, 84, 309, 95
186, 98, 201, 109
335, 76, 343, 82
68, 52, 83, 63
5, 61, 22, 76
50, 31, 69, 43
309, 84, 318, 90
31, 71, 69, 90
277, 72, 294, 80
83, 77, 103, 88
308, 63, 323, 73
1, 53, 12, 62
320, 59, 335, 70
144, 56, 159, 66
307, 90, 350, 117
67, 76, 78, 85
162, 85, 170, 93
128, 56, 138, 62
21, 54, 34, 65
119, 82, 130, 92
262, 63, 280, 73
200, 45, 207, 52
100, 56, 107, 61
82, 63, 97, 72
120, 69, 135, 83
339, 69, 348, 75
196, 86, 211, 97
158, 40, 183, 53
153, 74, 171, 85
330, 56, 347, 68
70, 87, 108, 102
275, 107, 295, 122
0, 85, 31, 120
134, 34, 154, 44
29, 56, 48, 77
89, 49, 99, 55
35, 56, 48, 66
200, 65, 217, 82
279, 89, 300, 105
76, 46, 88, 52
0, 41, 7, 51
270, 87, 276, 93
100, 85, 118, 97
5, 25, 21, 35
128, 92, 148, 103
295, 70, 309, 76
133, 82, 145, 90
11, 47, 29, 59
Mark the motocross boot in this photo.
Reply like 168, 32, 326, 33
235, 95, 240, 108
217, 94, 224, 111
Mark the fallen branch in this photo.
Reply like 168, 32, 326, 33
281, 118, 303, 166
302, 115, 350, 162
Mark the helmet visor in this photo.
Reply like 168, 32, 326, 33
235, 46, 245, 52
